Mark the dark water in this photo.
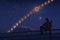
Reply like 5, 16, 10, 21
0, 30, 60, 40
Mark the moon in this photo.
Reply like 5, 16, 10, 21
33, 6, 40, 12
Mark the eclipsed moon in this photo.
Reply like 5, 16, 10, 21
33, 6, 40, 12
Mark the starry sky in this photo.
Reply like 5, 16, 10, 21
0, 0, 60, 33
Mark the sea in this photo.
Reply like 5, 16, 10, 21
0, 29, 60, 40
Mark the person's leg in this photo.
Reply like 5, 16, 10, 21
49, 29, 51, 35
45, 29, 47, 35
40, 26, 43, 35
49, 28, 52, 40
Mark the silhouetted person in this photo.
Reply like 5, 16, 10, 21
40, 18, 52, 35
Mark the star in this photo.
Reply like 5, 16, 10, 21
39, 16, 42, 20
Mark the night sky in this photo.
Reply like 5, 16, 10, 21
0, 0, 60, 33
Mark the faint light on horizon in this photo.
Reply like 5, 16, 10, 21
21, 26, 27, 30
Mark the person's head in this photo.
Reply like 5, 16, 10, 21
46, 18, 49, 22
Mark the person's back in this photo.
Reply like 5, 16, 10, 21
45, 18, 51, 30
